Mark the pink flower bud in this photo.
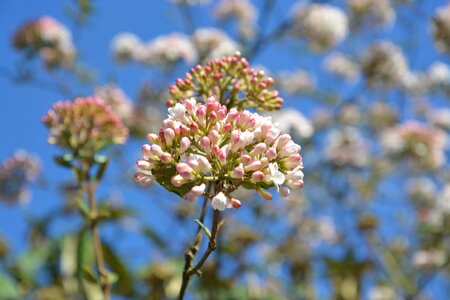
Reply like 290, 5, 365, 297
135, 173, 153, 185
200, 136, 211, 153
142, 144, 153, 159
250, 143, 267, 156
230, 198, 242, 208
266, 126, 281, 145
146, 133, 159, 143
136, 159, 152, 171
176, 163, 195, 179
171, 174, 185, 187
232, 164, 245, 178
226, 108, 239, 123
221, 123, 232, 133
187, 157, 199, 170
279, 186, 291, 197
279, 141, 301, 158
245, 160, 261, 172
196, 106, 206, 126
241, 154, 252, 165
277, 134, 292, 149
198, 156, 212, 173
164, 128, 175, 146
178, 137, 189, 153
150, 145, 163, 157
251, 171, 265, 183
283, 154, 302, 168
160, 152, 172, 163
191, 183, 206, 196
209, 111, 218, 122
209, 130, 220, 144
266, 147, 277, 160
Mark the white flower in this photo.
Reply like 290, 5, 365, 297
211, 192, 231, 211
268, 163, 285, 186
168, 103, 190, 124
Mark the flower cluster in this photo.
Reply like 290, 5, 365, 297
270, 109, 314, 140
0, 151, 40, 204
135, 97, 304, 210
192, 28, 240, 62
168, 52, 283, 111
323, 52, 360, 82
95, 83, 164, 138
426, 61, 450, 89
361, 41, 409, 89
214, 0, 257, 40
275, 70, 316, 95
431, 3, 450, 53
381, 122, 447, 170
110, 32, 142, 63
94, 84, 133, 122
111, 32, 197, 67
136, 33, 198, 67
348, 0, 396, 29
43, 97, 128, 158
12, 16, 75, 69
291, 3, 348, 52
325, 127, 369, 168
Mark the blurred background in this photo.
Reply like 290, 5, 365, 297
1, 0, 450, 299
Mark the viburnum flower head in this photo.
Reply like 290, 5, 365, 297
136, 96, 304, 210
168, 52, 283, 112
12, 16, 75, 69
43, 97, 128, 158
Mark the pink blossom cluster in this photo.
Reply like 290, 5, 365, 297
135, 97, 304, 210
432, 3, 450, 53
381, 122, 447, 170
43, 97, 128, 158
12, 16, 75, 69
0, 151, 40, 204
168, 52, 283, 111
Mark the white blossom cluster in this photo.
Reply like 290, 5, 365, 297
348, 0, 396, 29
292, 3, 348, 52
361, 41, 409, 89
323, 52, 360, 82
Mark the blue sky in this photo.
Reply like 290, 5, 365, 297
1, 0, 449, 298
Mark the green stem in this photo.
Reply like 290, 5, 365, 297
178, 191, 223, 300
86, 180, 111, 300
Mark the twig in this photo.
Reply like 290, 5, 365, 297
0, 65, 73, 98
85, 180, 111, 300
178, 193, 223, 300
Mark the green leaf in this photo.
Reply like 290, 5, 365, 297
76, 199, 91, 219
101, 242, 135, 296
94, 155, 109, 181
0, 272, 21, 299
194, 219, 211, 239
82, 266, 98, 284
72, 166, 84, 183
141, 226, 167, 249
54, 154, 74, 168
